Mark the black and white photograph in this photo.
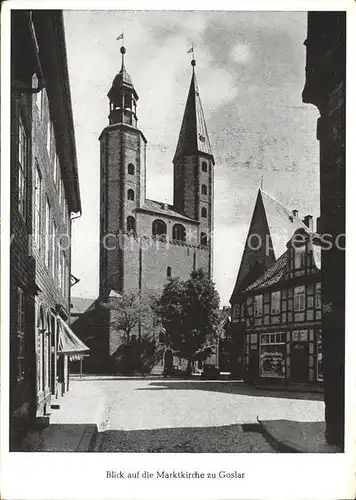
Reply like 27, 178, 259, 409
1, 2, 355, 499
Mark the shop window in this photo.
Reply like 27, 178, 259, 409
201, 207, 207, 218
202, 161, 208, 172
271, 291, 281, 314
294, 285, 305, 311
127, 189, 135, 201
315, 282, 321, 308
127, 216, 136, 233
167, 266, 172, 278
200, 232, 207, 246
201, 184, 207, 195
172, 223, 186, 242
259, 332, 286, 378
254, 294, 263, 317
17, 288, 26, 382
152, 219, 167, 237
128, 163, 135, 175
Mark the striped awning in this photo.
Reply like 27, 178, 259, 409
57, 317, 90, 359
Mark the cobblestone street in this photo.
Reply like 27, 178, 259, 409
88, 377, 324, 453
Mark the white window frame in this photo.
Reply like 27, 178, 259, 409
45, 197, 51, 268
46, 117, 53, 157
52, 220, 57, 278
315, 282, 321, 309
295, 247, 306, 269
18, 115, 28, 218
271, 291, 281, 314
294, 285, 305, 311
53, 151, 59, 187
33, 161, 42, 250
17, 287, 26, 382
254, 294, 263, 317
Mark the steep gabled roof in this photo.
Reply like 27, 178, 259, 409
246, 251, 288, 291
260, 190, 307, 259
173, 70, 213, 163
230, 189, 307, 303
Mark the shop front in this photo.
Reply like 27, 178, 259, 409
35, 302, 90, 416
245, 328, 323, 386
35, 304, 52, 417
259, 332, 286, 379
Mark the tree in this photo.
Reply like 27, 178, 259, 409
156, 269, 220, 375
104, 291, 153, 342
101, 291, 158, 374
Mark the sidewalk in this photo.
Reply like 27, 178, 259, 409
19, 379, 108, 452
258, 418, 341, 453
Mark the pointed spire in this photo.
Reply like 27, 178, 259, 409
174, 60, 213, 163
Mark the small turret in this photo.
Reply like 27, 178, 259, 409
107, 46, 139, 126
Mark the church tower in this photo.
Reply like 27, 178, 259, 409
99, 46, 147, 296
173, 58, 215, 275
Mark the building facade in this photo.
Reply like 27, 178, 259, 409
10, 10, 86, 448
99, 49, 214, 298
302, 11, 346, 448
71, 49, 215, 373
229, 189, 321, 384
232, 228, 322, 385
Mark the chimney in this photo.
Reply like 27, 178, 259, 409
292, 209, 299, 218
303, 215, 314, 231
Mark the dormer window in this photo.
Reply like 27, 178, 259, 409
295, 247, 306, 269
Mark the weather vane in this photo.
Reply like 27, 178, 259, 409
187, 44, 196, 68
116, 32, 124, 45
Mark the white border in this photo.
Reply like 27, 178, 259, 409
1, 2, 356, 500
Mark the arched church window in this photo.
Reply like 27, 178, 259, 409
202, 161, 208, 172
128, 163, 135, 175
200, 232, 208, 246
152, 219, 167, 237
127, 216, 136, 233
201, 184, 207, 195
201, 207, 207, 218
167, 266, 172, 278
172, 224, 186, 242
127, 189, 135, 201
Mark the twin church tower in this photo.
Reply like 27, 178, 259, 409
99, 46, 215, 298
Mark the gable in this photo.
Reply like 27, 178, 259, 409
230, 190, 276, 302
230, 189, 308, 304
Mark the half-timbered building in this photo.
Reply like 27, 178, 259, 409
231, 227, 322, 386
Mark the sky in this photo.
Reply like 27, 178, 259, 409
64, 10, 320, 306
